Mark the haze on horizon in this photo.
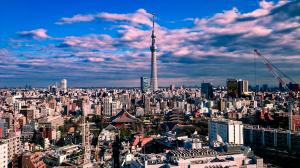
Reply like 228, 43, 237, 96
0, 0, 299, 87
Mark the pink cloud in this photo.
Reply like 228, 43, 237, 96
97, 8, 153, 27
56, 14, 94, 24
18, 28, 50, 39
60, 34, 116, 50
56, 8, 153, 27
87, 57, 105, 62
210, 7, 240, 25
242, 0, 274, 18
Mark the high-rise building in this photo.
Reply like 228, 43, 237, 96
150, 14, 158, 91
209, 119, 244, 146
218, 98, 225, 112
81, 96, 90, 116
120, 94, 130, 109
201, 83, 213, 99
103, 97, 113, 116
227, 79, 238, 98
238, 80, 248, 97
143, 95, 151, 115
111, 102, 117, 116
140, 77, 150, 93
60, 79, 67, 93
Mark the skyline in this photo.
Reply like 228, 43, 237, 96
0, 0, 300, 87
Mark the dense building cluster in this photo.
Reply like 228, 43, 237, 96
1, 76, 299, 168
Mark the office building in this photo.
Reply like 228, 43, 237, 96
227, 79, 238, 98
201, 83, 213, 99
103, 97, 112, 116
140, 77, 150, 93
238, 80, 249, 97
209, 119, 244, 146
60, 79, 67, 92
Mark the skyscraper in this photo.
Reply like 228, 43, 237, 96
150, 14, 158, 91
140, 77, 150, 93
201, 82, 213, 99
227, 79, 238, 98
238, 80, 248, 97
60, 79, 67, 93
103, 96, 113, 116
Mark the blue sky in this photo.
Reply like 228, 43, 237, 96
0, 0, 299, 87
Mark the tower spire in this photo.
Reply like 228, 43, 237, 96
150, 13, 158, 91
152, 13, 155, 31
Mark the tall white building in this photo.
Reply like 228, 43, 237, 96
0, 143, 8, 168
209, 119, 244, 146
103, 97, 113, 116
60, 79, 67, 92
111, 102, 117, 116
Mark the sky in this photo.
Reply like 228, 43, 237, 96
0, 0, 299, 87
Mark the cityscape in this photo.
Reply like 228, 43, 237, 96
0, 0, 300, 168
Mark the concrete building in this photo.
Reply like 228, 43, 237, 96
0, 119, 8, 138
209, 119, 244, 146
141, 77, 150, 93
0, 135, 22, 163
21, 124, 35, 142
167, 148, 263, 168
0, 142, 8, 168
244, 125, 300, 153
129, 148, 263, 168
81, 96, 91, 116
103, 96, 113, 116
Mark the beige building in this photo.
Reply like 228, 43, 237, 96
0, 142, 8, 168
0, 135, 22, 163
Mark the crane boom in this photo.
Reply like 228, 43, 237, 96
254, 49, 290, 92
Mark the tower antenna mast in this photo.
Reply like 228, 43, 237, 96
150, 13, 158, 91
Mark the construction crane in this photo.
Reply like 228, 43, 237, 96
254, 49, 297, 131
254, 49, 293, 92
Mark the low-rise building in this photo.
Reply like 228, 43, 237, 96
22, 152, 46, 168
